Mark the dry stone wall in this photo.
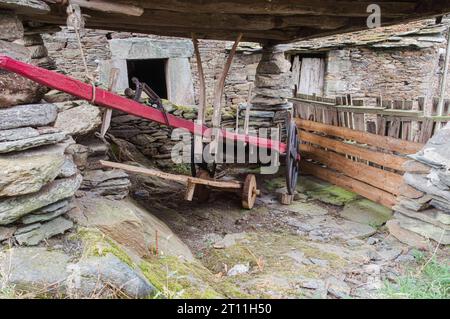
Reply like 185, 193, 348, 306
0, 13, 131, 246
324, 47, 445, 105
0, 12, 79, 246
388, 124, 450, 247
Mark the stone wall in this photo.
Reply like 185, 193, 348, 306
324, 47, 444, 106
286, 20, 450, 110
0, 14, 131, 246
44, 28, 259, 113
0, 13, 79, 245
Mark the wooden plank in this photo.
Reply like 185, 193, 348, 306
100, 160, 242, 189
300, 161, 396, 208
296, 118, 423, 154
300, 144, 403, 195
298, 57, 325, 96
299, 130, 408, 171
417, 118, 435, 143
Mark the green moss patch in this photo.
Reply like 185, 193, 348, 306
139, 255, 250, 299
201, 231, 347, 298
341, 199, 393, 227
308, 185, 359, 206
74, 228, 135, 269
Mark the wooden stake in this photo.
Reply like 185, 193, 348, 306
243, 83, 253, 135
100, 67, 119, 137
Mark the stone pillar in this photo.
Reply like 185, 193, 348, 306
249, 45, 292, 134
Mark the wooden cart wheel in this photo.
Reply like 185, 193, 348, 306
194, 170, 211, 202
242, 174, 257, 209
285, 120, 300, 195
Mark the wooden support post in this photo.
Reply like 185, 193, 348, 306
211, 33, 243, 154
185, 178, 196, 201
279, 193, 294, 205
100, 67, 119, 137
437, 25, 450, 129
191, 33, 206, 158
192, 33, 206, 125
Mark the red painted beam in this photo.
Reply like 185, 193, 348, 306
0, 55, 286, 153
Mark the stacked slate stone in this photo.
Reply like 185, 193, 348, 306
249, 45, 293, 138
52, 100, 132, 200
77, 138, 131, 200
389, 123, 450, 247
0, 12, 80, 246
109, 100, 198, 168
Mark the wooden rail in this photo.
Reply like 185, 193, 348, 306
290, 93, 450, 143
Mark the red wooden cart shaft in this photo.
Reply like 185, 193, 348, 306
0, 55, 287, 153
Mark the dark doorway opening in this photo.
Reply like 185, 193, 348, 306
127, 59, 168, 99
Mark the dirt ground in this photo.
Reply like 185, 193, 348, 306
130, 166, 449, 299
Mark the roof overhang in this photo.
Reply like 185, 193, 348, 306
7, 0, 450, 44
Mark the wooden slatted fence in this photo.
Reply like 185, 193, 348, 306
296, 119, 424, 208
290, 93, 444, 208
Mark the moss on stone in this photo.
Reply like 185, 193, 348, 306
138, 254, 255, 299
74, 227, 135, 269
200, 231, 347, 298
307, 185, 360, 206
169, 163, 191, 176
341, 199, 393, 227
264, 177, 286, 191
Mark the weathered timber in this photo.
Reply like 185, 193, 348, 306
100, 160, 242, 189
299, 130, 408, 171
21, 0, 450, 43
44, 0, 144, 16
134, 0, 418, 17
212, 33, 242, 129
300, 144, 403, 195
301, 161, 397, 208
297, 119, 423, 154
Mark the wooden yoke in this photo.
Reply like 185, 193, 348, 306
211, 33, 243, 155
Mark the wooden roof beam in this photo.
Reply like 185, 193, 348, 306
131, 0, 418, 18
74, 9, 351, 31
